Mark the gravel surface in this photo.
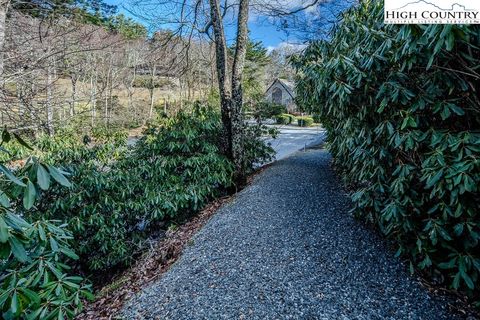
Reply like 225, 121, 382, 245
123, 147, 458, 320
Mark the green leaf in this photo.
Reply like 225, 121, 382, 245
60, 247, 79, 260
13, 133, 33, 150
81, 289, 95, 301
9, 236, 28, 262
461, 271, 474, 290
453, 272, 461, 289
58, 309, 65, 320
438, 258, 456, 269
38, 224, 46, 241
19, 288, 40, 305
5, 212, 30, 230
425, 170, 443, 188
0, 216, 8, 243
0, 288, 11, 307
23, 180, 36, 210
445, 32, 455, 51
0, 165, 26, 187
449, 104, 465, 116
47, 165, 72, 188
10, 291, 19, 315
2, 129, 11, 143
50, 237, 59, 252
0, 191, 11, 208
37, 164, 51, 190
453, 224, 464, 236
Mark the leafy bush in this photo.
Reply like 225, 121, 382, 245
0, 132, 92, 320
276, 114, 290, 125
28, 105, 234, 271
294, 0, 480, 301
297, 116, 314, 127
276, 113, 296, 125
2, 100, 274, 281
243, 123, 276, 171
287, 114, 296, 124
251, 102, 287, 120
312, 114, 321, 124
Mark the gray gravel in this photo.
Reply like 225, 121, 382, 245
123, 147, 459, 320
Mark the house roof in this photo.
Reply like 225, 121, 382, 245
265, 78, 296, 100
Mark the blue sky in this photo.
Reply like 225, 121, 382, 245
104, 0, 352, 49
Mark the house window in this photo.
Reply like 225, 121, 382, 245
272, 87, 283, 104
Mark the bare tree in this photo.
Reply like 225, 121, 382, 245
207, 0, 251, 183
0, 0, 10, 83
253, 0, 358, 40
127, 0, 254, 182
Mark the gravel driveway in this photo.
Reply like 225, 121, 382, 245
123, 147, 458, 319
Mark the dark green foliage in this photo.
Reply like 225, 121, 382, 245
0, 105, 273, 320
276, 114, 290, 125
297, 117, 314, 127
312, 114, 321, 124
106, 14, 147, 39
28, 106, 234, 271
243, 41, 271, 104
251, 102, 287, 120
11, 0, 117, 25
276, 113, 296, 125
0, 131, 92, 320
243, 123, 276, 171
229, 40, 270, 104
294, 0, 480, 301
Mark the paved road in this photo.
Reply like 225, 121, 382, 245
123, 146, 458, 320
266, 125, 325, 161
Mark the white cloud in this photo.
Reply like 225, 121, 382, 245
267, 41, 307, 53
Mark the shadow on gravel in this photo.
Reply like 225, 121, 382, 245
122, 148, 466, 320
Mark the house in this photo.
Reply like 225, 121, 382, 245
265, 78, 297, 112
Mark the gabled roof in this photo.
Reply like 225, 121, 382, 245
265, 78, 295, 99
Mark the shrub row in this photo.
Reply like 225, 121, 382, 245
26, 107, 233, 271
297, 116, 314, 127
1, 104, 275, 318
25, 104, 273, 272
294, 0, 480, 302
250, 101, 287, 120
0, 133, 92, 319
276, 113, 296, 125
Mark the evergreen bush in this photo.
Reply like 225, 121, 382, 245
294, 0, 480, 301
276, 114, 292, 125
297, 116, 314, 127
23, 104, 274, 272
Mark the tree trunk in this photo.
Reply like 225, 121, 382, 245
46, 59, 54, 135
149, 64, 156, 119
70, 74, 76, 117
91, 71, 97, 126
209, 0, 232, 158
104, 70, 109, 124
0, 0, 9, 86
230, 0, 250, 185
128, 66, 136, 118
209, 0, 250, 185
